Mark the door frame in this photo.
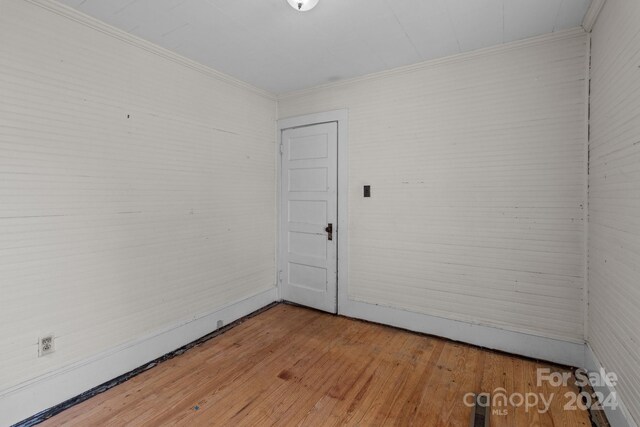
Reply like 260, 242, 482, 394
277, 109, 348, 314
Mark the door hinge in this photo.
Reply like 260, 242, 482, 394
278, 270, 283, 282
279, 143, 284, 154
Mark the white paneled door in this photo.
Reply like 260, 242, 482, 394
280, 122, 338, 313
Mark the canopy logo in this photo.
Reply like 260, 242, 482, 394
462, 389, 554, 415
463, 367, 620, 416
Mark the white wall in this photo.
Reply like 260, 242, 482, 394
588, 0, 640, 424
0, 0, 276, 402
0, 0, 600, 422
279, 30, 589, 344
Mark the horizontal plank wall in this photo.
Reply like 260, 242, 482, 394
588, 0, 640, 424
279, 30, 589, 345
0, 0, 277, 423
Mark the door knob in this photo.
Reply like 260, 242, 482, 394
325, 223, 333, 241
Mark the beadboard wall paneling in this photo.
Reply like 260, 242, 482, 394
588, 0, 640, 423
279, 31, 589, 342
0, 0, 276, 393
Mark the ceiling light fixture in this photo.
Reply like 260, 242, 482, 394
287, 0, 319, 12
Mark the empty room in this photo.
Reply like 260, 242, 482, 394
1, 0, 639, 426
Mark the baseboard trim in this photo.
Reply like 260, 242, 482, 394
341, 299, 585, 367
10, 293, 635, 427
1, 287, 278, 427
585, 344, 638, 427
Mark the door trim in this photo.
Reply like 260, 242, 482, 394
277, 109, 348, 314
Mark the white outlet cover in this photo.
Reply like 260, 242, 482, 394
38, 335, 55, 357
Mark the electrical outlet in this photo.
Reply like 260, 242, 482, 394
38, 335, 55, 357
217, 320, 224, 329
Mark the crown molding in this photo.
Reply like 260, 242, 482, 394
278, 27, 587, 100
25, 1, 593, 103
24, 0, 276, 101
582, 0, 607, 32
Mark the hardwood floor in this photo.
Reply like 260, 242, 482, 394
42, 304, 592, 426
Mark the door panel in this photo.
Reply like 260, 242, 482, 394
288, 168, 328, 192
280, 122, 337, 313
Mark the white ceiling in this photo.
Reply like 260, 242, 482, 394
58, 0, 592, 94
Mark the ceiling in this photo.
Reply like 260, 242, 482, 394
58, 0, 593, 94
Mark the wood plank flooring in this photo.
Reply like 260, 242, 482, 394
41, 304, 592, 426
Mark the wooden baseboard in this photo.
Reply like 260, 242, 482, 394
585, 345, 638, 427
0, 287, 278, 427
340, 298, 585, 367
9, 292, 635, 427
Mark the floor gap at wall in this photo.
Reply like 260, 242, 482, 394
16, 301, 608, 427
10, 302, 280, 427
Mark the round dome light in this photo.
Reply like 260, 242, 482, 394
286, 0, 319, 12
